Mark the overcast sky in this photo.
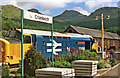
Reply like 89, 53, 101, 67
1, 0, 120, 16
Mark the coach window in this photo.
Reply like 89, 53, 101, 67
24, 35, 31, 43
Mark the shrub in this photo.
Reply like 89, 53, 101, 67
109, 49, 118, 59
53, 50, 100, 68
91, 49, 97, 53
105, 63, 111, 68
82, 50, 99, 61
97, 61, 105, 69
110, 58, 117, 67
54, 61, 72, 68
24, 46, 47, 76
2, 64, 10, 77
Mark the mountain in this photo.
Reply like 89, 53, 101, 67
54, 7, 119, 31
1, 5, 21, 19
89, 7, 119, 18
28, 8, 42, 14
54, 10, 87, 21
1, 5, 120, 35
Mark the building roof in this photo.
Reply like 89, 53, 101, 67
64, 25, 120, 40
17, 29, 91, 38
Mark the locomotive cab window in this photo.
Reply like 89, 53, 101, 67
24, 35, 31, 43
5, 30, 21, 39
85, 41, 90, 50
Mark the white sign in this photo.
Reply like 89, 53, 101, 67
47, 39, 62, 55
23, 10, 53, 24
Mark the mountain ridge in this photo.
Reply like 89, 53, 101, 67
54, 10, 87, 21
1, 5, 120, 35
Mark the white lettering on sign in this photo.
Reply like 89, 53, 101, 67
47, 39, 62, 55
24, 10, 52, 24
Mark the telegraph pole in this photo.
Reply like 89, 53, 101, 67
101, 14, 104, 59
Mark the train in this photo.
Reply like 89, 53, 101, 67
0, 29, 98, 65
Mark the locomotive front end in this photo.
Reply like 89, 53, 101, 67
0, 29, 32, 65
0, 38, 10, 64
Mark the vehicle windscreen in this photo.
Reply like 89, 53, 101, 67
4, 30, 21, 43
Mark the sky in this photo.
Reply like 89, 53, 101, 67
0, 0, 120, 17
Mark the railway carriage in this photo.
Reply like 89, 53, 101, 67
0, 29, 98, 65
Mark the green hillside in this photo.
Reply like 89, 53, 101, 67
54, 7, 119, 33
1, 5, 120, 36
54, 10, 87, 21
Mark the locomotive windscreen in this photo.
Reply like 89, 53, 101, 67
4, 30, 21, 43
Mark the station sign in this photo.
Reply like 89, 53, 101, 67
24, 10, 52, 24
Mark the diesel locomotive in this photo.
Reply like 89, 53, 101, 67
0, 29, 98, 65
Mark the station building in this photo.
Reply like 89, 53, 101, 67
64, 25, 120, 50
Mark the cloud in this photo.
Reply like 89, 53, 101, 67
1, 0, 73, 9
39, 2, 66, 9
1, 0, 119, 10
16, 2, 38, 10
85, 0, 118, 11
1, 0, 119, 16
72, 7, 90, 16
41, 10, 51, 15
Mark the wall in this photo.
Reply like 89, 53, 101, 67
94, 37, 120, 49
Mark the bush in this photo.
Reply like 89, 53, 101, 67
91, 49, 97, 53
52, 50, 100, 68
24, 46, 47, 76
2, 64, 10, 77
82, 50, 99, 61
97, 61, 105, 69
110, 58, 117, 67
54, 61, 72, 68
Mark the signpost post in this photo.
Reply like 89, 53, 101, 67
21, 10, 53, 77
51, 24, 54, 67
21, 10, 24, 78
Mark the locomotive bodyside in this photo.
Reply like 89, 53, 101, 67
35, 35, 91, 57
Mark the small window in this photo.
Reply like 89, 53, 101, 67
24, 35, 31, 43
63, 37, 67, 39
115, 40, 118, 46
43, 41, 46, 45
57, 37, 62, 39
69, 30, 72, 33
43, 36, 49, 39
68, 37, 70, 39
76, 41, 77, 44
85, 41, 90, 50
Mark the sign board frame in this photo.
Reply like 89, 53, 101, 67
21, 10, 54, 78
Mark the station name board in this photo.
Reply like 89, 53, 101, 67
24, 10, 52, 24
